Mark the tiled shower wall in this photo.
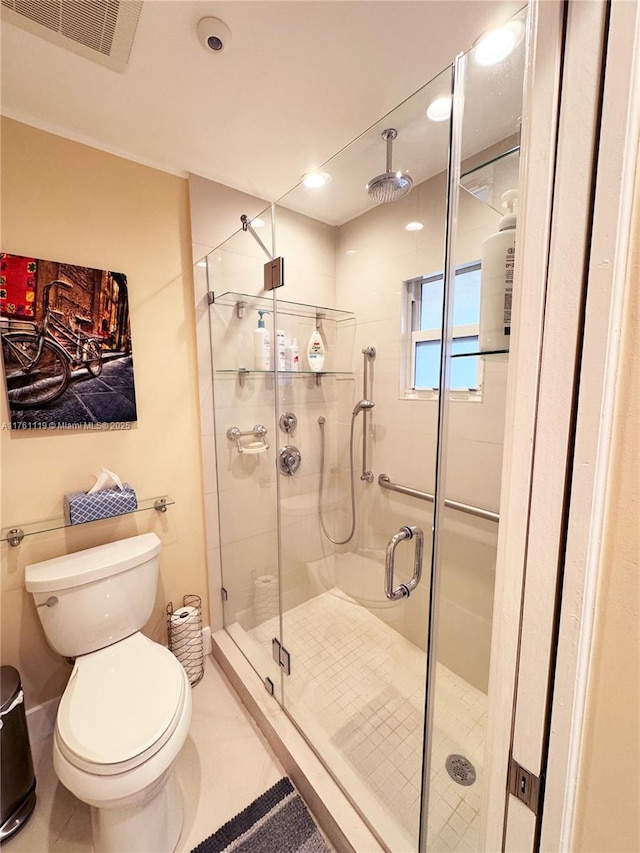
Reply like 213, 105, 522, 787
192, 163, 508, 692
194, 199, 344, 638
335, 170, 507, 691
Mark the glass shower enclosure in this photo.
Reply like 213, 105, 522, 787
201, 8, 526, 850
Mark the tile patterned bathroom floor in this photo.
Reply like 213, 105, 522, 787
250, 588, 488, 852
5, 656, 300, 853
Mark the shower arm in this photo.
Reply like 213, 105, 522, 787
361, 346, 376, 482
385, 132, 394, 172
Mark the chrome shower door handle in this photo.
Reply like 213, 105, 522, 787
384, 525, 424, 601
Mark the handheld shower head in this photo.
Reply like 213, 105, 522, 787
353, 399, 376, 416
366, 128, 413, 203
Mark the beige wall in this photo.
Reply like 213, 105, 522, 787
188, 173, 269, 264
0, 119, 209, 709
572, 173, 640, 852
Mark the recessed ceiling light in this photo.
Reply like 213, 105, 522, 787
426, 96, 452, 122
345, 249, 357, 255
302, 171, 331, 188
473, 21, 523, 66
405, 221, 424, 231
251, 217, 266, 228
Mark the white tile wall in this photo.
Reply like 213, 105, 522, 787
335, 163, 506, 689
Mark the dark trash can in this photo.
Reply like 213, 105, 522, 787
0, 666, 36, 843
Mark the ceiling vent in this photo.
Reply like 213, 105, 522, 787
1, 0, 143, 72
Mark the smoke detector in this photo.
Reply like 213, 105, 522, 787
1, 0, 143, 72
197, 17, 231, 53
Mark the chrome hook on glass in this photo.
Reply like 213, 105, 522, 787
384, 525, 424, 601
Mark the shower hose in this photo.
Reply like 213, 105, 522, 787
317, 412, 358, 545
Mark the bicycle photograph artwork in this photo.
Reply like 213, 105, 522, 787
0, 253, 138, 428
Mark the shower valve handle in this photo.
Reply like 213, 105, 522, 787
278, 445, 301, 476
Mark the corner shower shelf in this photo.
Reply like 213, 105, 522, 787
211, 291, 356, 324
1, 495, 175, 547
460, 145, 520, 213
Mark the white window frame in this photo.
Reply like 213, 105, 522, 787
402, 261, 483, 401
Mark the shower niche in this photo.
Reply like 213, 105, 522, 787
198, 6, 527, 851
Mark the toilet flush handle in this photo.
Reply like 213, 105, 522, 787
36, 596, 58, 608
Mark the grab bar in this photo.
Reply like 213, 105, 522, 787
378, 473, 499, 524
385, 525, 424, 600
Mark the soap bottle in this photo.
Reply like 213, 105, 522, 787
306, 326, 325, 372
276, 330, 286, 371
285, 338, 299, 371
479, 189, 517, 353
253, 310, 271, 370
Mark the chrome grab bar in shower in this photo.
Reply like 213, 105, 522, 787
385, 525, 424, 601
378, 473, 499, 524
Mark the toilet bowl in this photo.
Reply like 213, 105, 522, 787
53, 633, 192, 853
25, 533, 193, 853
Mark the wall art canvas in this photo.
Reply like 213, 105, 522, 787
0, 253, 137, 429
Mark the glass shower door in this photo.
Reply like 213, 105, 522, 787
422, 9, 526, 852
272, 66, 453, 851
206, 5, 528, 849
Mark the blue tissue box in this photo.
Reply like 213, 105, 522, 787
64, 484, 138, 525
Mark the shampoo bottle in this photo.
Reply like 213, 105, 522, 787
253, 310, 271, 370
306, 327, 325, 372
479, 189, 517, 353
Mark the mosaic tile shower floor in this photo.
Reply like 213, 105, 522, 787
250, 588, 487, 852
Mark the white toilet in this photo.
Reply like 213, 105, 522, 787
25, 532, 192, 853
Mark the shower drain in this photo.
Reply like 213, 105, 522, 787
446, 754, 477, 786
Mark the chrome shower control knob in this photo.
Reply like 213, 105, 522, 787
278, 445, 301, 476
279, 412, 297, 434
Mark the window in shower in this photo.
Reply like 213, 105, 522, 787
403, 261, 482, 397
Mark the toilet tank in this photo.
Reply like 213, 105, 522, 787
25, 533, 162, 658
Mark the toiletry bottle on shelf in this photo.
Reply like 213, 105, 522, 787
277, 330, 286, 371
306, 327, 325, 372
285, 338, 299, 371
253, 310, 271, 370
479, 189, 517, 353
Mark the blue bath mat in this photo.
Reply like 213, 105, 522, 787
191, 777, 330, 853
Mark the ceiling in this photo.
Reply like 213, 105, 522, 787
1, 0, 524, 220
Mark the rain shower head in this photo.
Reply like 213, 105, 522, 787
353, 399, 376, 416
366, 128, 413, 203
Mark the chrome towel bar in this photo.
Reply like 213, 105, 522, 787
377, 473, 499, 524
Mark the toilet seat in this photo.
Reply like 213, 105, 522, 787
56, 633, 187, 776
